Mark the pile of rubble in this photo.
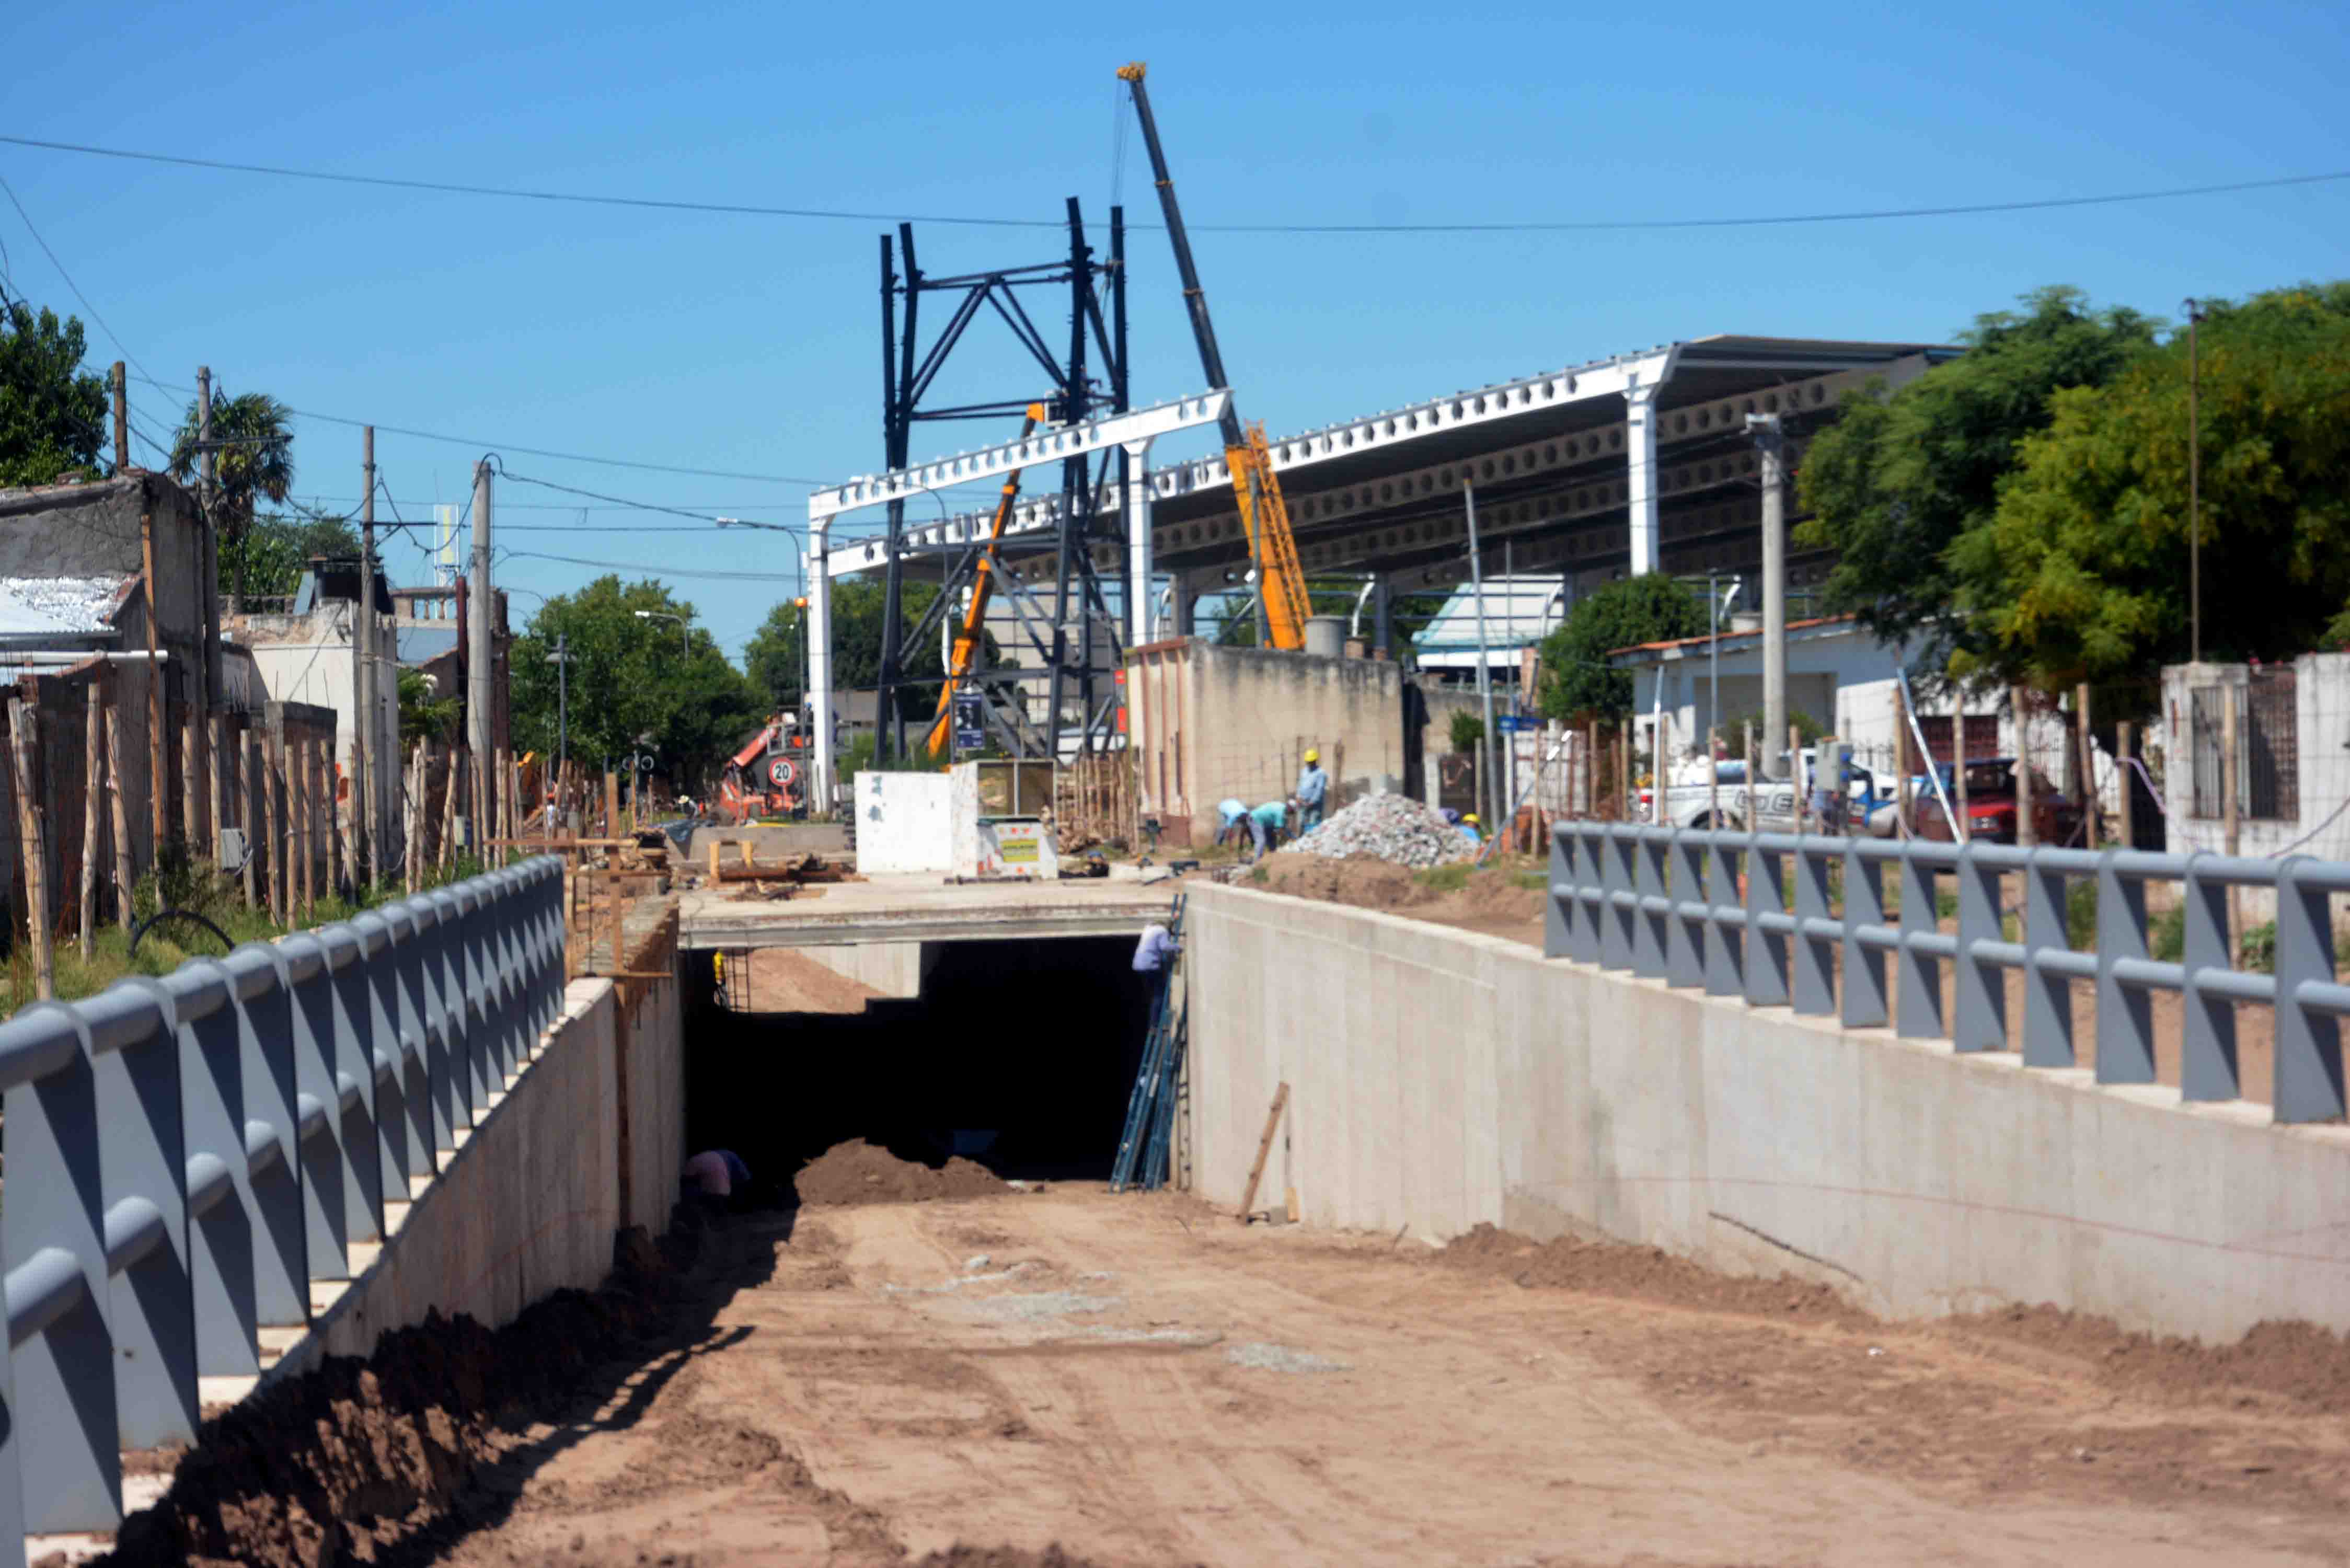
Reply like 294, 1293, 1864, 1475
1288, 793, 1474, 869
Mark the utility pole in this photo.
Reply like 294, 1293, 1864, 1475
1464, 482, 1499, 829
357, 426, 378, 890
2183, 298, 2204, 664
111, 362, 127, 473
468, 459, 493, 852
198, 367, 218, 856
1747, 413, 1788, 779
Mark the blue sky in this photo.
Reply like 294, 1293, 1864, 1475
4, 1, 2344, 661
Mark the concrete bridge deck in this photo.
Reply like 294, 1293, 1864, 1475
678, 868, 1183, 950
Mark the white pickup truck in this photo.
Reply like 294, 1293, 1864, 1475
1648, 752, 1883, 833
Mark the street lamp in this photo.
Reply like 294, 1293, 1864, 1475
634, 608, 690, 652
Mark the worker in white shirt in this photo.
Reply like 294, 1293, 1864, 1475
1133, 922, 1180, 973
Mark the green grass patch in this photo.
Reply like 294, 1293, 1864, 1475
4, 842, 512, 1013
1415, 864, 1472, 893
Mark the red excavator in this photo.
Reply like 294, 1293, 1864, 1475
718, 714, 809, 821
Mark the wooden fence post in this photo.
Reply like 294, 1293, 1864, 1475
80, 686, 102, 960
10, 698, 55, 999
241, 723, 259, 908
268, 730, 287, 925
107, 689, 133, 931
180, 706, 201, 856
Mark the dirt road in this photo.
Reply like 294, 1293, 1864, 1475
423, 1186, 2348, 1567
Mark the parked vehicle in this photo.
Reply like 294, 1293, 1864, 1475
1652, 750, 1882, 832
1911, 758, 2080, 845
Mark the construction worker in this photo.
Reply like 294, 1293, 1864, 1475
1217, 797, 1250, 850
1132, 921, 1180, 972
1246, 798, 1289, 861
1295, 748, 1329, 832
1457, 812, 1483, 846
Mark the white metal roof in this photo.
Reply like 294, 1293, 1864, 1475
0, 575, 129, 637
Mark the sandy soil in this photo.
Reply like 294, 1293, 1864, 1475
724, 948, 887, 1015
351, 1186, 2349, 1568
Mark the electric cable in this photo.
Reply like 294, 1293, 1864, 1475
504, 548, 799, 582
125, 372, 825, 484
7, 132, 2345, 235
0, 168, 155, 384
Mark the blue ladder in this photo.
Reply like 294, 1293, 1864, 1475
1111, 894, 1185, 1192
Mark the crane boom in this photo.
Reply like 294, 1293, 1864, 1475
923, 403, 1045, 758
1117, 62, 1311, 651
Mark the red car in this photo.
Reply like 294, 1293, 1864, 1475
1915, 758, 2082, 845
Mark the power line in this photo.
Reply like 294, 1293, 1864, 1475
0, 169, 155, 383
7, 131, 2347, 234
126, 372, 824, 483
504, 548, 799, 582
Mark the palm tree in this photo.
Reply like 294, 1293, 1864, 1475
170, 389, 294, 612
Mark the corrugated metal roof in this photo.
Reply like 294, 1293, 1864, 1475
1413, 576, 1569, 652
0, 574, 131, 637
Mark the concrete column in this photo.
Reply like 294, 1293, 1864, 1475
1123, 437, 1155, 647
1173, 574, 1200, 639
808, 527, 834, 815
1625, 379, 1663, 577
1373, 573, 1394, 656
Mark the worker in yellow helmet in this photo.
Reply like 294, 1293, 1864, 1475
1457, 812, 1483, 846
1294, 746, 1328, 833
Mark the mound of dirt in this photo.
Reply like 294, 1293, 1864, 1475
1953, 1303, 2350, 1414
794, 1138, 1008, 1207
1431, 1222, 1863, 1324
1245, 853, 1546, 944
1249, 852, 1435, 910
101, 1232, 691, 1567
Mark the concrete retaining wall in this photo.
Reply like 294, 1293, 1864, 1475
620, 968, 687, 1236
803, 940, 935, 999
284, 979, 625, 1371
1184, 881, 2350, 1343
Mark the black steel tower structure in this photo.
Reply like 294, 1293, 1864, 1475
870, 198, 1130, 763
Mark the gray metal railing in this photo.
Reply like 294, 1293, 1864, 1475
1548, 823, 2348, 1126
0, 858, 567, 1552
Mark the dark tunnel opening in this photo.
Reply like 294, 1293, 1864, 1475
679, 936, 1161, 1190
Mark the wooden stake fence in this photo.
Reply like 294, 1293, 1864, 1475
107, 693, 133, 932
9, 698, 54, 999
80, 688, 102, 960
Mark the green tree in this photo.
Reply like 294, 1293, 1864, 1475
170, 389, 294, 609
398, 666, 461, 746
0, 297, 108, 487
1949, 282, 2350, 700
1534, 574, 1708, 725
744, 579, 997, 713
508, 576, 762, 793
223, 511, 360, 602
1795, 287, 2158, 685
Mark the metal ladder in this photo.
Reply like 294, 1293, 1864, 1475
1111, 894, 1186, 1192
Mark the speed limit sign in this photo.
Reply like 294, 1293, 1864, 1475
765, 756, 799, 789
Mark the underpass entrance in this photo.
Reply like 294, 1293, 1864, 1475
681, 936, 1162, 1187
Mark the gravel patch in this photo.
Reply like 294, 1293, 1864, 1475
1226, 1342, 1350, 1374
963, 1292, 1124, 1322
1289, 794, 1474, 869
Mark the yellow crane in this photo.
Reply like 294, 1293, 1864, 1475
922, 403, 1045, 757
1117, 63, 1312, 651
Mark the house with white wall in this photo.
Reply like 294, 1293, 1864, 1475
1609, 613, 2071, 778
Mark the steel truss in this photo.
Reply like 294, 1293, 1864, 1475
872, 198, 1131, 763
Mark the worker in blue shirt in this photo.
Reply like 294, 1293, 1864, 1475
1295, 748, 1329, 832
1457, 812, 1483, 845
1217, 797, 1250, 851
1247, 799, 1289, 861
